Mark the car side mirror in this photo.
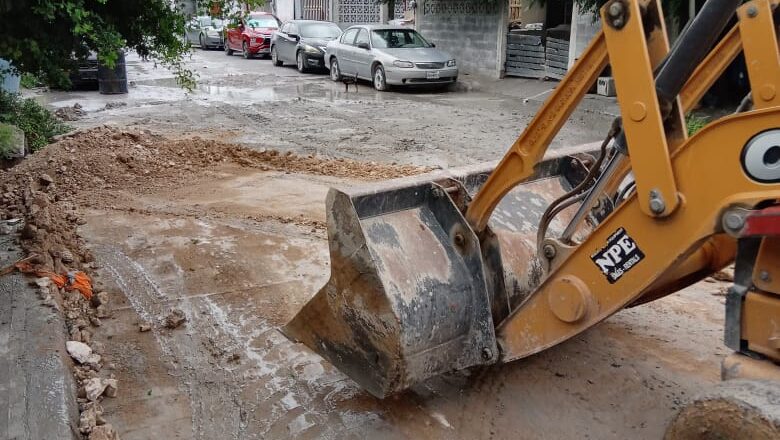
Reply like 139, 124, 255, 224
357, 42, 370, 50
430, 43, 436, 47
289, 33, 300, 41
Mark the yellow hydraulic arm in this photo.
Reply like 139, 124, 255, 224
463, 0, 780, 362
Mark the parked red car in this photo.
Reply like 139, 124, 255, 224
224, 12, 281, 59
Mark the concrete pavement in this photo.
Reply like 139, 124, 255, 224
0, 233, 79, 440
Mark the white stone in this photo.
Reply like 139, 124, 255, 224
84, 378, 108, 401
66, 341, 93, 364
104, 379, 118, 398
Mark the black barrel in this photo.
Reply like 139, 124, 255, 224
98, 51, 128, 95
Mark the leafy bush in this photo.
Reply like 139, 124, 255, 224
0, 91, 70, 152
20, 73, 45, 89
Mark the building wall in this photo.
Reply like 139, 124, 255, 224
568, 2, 600, 67
415, 0, 507, 78
276, 0, 295, 22
332, 0, 382, 27
519, 3, 545, 23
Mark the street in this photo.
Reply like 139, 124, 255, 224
41, 49, 617, 167
17, 49, 731, 440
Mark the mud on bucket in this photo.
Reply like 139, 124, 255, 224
282, 180, 497, 398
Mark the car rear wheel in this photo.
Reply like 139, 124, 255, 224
225, 40, 233, 56
373, 65, 388, 91
296, 51, 307, 73
242, 41, 252, 59
271, 46, 282, 66
330, 58, 341, 82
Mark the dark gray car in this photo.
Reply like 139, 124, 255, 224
270, 20, 342, 73
185, 16, 225, 49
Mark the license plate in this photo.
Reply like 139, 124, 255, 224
426, 71, 440, 79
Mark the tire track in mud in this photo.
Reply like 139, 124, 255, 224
95, 244, 243, 438
94, 243, 383, 439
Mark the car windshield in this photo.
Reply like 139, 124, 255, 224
299, 23, 341, 39
247, 16, 278, 28
371, 29, 431, 48
202, 18, 223, 27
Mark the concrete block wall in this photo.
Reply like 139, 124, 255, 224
416, 0, 507, 78
332, 0, 383, 28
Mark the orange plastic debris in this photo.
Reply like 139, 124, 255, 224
14, 261, 93, 300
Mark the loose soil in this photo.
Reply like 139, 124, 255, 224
0, 127, 737, 439
1, 126, 428, 269
0, 127, 428, 440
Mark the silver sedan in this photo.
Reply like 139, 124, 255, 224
324, 25, 457, 91
185, 16, 225, 49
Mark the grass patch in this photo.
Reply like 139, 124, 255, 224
0, 124, 14, 158
0, 91, 70, 152
686, 113, 709, 136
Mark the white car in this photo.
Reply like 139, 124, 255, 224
324, 25, 458, 91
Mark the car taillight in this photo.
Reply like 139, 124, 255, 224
256, 37, 264, 44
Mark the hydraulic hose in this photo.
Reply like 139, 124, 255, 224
654, 0, 742, 114
613, 0, 742, 154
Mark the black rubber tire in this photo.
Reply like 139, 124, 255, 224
296, 51, 307, 73
242, 41, 252, 59
373, 65, 387, 91
330, 58, 341, 82
224, 41, 233, 56
271, 46, 282, 66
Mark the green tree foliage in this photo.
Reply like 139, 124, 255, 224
0, 0, 265, 90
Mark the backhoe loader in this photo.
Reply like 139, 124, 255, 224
285, 0, 780, 436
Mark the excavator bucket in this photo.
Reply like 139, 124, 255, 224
283, 146, 597, 398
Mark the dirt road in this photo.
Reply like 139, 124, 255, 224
7, 51, 733, 439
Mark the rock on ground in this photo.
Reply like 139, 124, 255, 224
89, 423, 121, 440
66, 340, 94, 364
163, 308, 187, 329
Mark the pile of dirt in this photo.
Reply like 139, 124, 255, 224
0, 126, 430, 439
229, 147, 427, 180
55, 103, 87, 121
0, 126, 429, 270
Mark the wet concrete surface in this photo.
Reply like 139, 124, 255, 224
23, 50, 735, 439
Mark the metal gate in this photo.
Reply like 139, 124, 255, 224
509, 0, 523, 21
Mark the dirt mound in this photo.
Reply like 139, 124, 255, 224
0, 126, 428, 271
229, 147, 426, 180
55, 103, 87, 121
